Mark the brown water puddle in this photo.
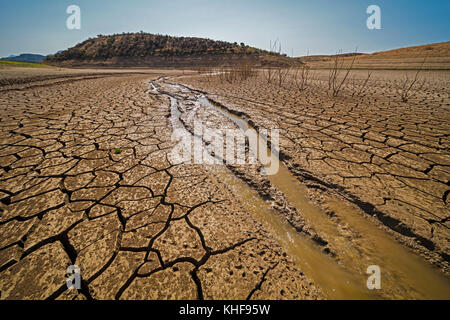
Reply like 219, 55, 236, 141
209, 164, 379, 299
158, 80, 450, 300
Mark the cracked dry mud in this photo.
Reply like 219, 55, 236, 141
154, 76, 450, 300
181, 70, 450, 272
0, 71, 321, 300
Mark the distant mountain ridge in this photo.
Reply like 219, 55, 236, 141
1, 53, 46, 63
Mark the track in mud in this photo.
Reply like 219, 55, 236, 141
153, 77, 450, 300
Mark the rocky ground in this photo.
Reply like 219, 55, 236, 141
0, 69, 322, 300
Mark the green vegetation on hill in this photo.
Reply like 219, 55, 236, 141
45, 33, 268, 62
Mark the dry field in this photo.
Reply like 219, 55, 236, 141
0, 61, 449, 300
183, 68, 450, 265
0, 67, 321, 300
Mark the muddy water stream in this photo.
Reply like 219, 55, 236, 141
153, 79, 450, 299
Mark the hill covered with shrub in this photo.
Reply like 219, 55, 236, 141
44, 33, 295, 68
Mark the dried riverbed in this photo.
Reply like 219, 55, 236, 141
154, 77, 450, 299
0, 68, 448, 300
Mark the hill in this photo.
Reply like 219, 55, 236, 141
361, 41, 450, 59
301, 41, 450, 70
43, 33, 297, 68
1, 53, 46, 63
298, 53, 366, 62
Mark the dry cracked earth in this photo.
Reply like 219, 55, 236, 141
0, 67, 449, 300
182, 70, 450, 271
0, 70, 321, 300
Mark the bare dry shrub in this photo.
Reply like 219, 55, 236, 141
204, 65, 215, 82
263, 67, 275, 84
217, 67, 226, 83
216, 62, 256, 84
262, 39, 290, 86
348, 70, 372, 97
293, 64, 312, 92
396, 58, 427, 102
328, 50, 356, 97
276, 67, 290, 87
237, 62, 257, 81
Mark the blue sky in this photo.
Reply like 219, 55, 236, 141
0, 0, 449, 57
